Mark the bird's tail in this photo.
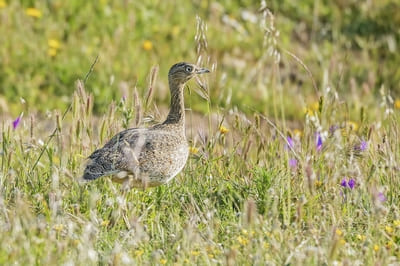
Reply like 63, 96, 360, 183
82, 159, 105, 180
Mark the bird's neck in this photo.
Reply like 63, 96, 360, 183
164, 80, 185, 126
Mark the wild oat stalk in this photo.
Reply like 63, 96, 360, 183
29, 55, 99, 176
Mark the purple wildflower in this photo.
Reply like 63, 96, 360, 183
354, 140, 368, 152
316, 133, 323, 151
12, 113, 22, 130
377, 192, 386, 202
289, 158, 297, 169
348, 178, 355, 189
359, 140, 368, 151
341, 178, 355, 189
285, 136, 294, 150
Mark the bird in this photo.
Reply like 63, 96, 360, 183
82, 62, 210, 189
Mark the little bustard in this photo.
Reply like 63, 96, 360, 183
82, 62, 209, 189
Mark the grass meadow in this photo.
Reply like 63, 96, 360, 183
1, 0, 400, 265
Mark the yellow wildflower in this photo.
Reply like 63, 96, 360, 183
26, 8, 42, 18
264, 242, 270, 249
206, 246, 220, 256
339, 239, 346, 245
53, 224, 64, 232
101, 220, 110, 227
395, 99, 400, 109
134, 249, 144, 257
335, 229, 343, 236
346, 121, 359, 131
315, 180, 322, 188
52, 155, 60, 165
393, 220, 400, 227
373, 244, 380, 251
386, 241, 394, 249
189, 146, 199, 154
73, 239, 80, 246
236, 235, 248, 245
48, 39, 61, 49
293, 129, 303, 137
208, 253, 214, 258
0, 0, 7, 9
219, 125, 229, 134
303, 107, 314, 116
159, 259, 167, 265
48, 48, 57, 57
311, 101, 319, 111
385, 225, 393, 234
47, 39, 61, 57
142, 40, 153, 51
191, 250, 200, 256
356, 234, 366, 241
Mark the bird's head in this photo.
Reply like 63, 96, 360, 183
168, 62, 209, 85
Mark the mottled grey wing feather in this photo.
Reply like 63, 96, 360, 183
82, 128, 147, 180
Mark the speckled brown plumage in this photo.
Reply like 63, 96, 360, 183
82, 62, 209, 189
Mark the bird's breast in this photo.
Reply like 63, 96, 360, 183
136, 136, 188, 184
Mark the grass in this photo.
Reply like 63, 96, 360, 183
1, 0, 400, 265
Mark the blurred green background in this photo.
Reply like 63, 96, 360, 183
1, 0, 399, 118
1, 2, 400, 264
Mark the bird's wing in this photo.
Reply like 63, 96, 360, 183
82, 128, 148, 180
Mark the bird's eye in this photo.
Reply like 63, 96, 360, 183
185, 66, 193, 73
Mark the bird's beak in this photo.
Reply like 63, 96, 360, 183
196, 67, 210, 74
